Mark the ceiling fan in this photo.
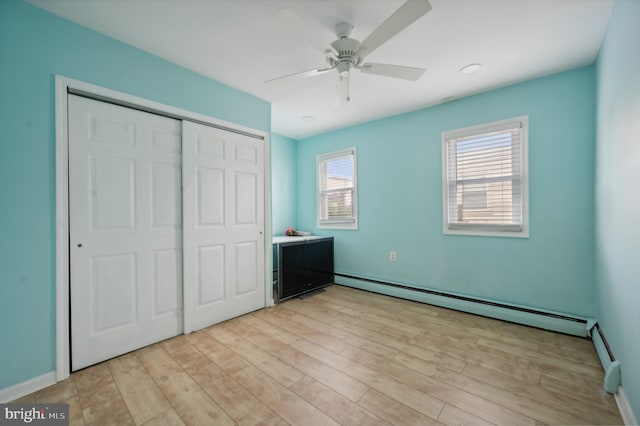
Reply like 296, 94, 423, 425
266, 0, 432, 106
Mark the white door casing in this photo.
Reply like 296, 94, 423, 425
182, 121, 265, 333
68, 95, 183, 370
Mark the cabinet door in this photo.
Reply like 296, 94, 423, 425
279, 243, 306, 300
305, 239, 334, 285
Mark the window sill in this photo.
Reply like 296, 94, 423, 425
443, 227, 529, 238
318, 222, 358, 230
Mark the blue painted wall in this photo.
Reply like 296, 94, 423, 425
270, 133, 298, 235
0, 0, 270, 391
296, 67, 596, 317
596, 0, 640, 418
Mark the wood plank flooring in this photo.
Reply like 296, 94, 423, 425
13, 285, 623, 425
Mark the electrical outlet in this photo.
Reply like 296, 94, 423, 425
390, 251, 397, 262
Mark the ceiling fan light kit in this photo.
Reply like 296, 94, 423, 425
267, 0, 432, 105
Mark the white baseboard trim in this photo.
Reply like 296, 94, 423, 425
0, 371, 57, 403
615, 387, 638, 426
334, 275, 591, 337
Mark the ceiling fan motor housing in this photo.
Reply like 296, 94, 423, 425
330, 36, 362, 74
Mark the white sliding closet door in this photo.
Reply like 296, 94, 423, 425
182, 121, 265, 333
69, 95, 183, 370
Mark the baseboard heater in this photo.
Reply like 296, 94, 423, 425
334, 273, 591, 337
590, 322, 621, 394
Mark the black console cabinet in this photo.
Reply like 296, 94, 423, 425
274, 237, 334, 303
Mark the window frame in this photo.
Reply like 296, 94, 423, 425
441, 116, 529, 238
317, 147, 358, 230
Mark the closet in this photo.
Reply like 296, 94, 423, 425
68, 95, 265, 370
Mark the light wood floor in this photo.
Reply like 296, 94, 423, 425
14, 285, 622, 425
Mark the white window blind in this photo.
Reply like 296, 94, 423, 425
442, 117, 528, 236
317, 148, 357, 229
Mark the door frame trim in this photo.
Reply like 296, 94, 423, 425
54, 75, 272, 381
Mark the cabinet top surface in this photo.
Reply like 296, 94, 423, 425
272, 236, 326, 244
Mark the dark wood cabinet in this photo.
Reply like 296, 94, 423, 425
273, 237, 334, 303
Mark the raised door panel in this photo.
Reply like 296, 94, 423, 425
91, 253, 137, 332
235, 241, 258, 295
91, 156, 135, 230
197, 245, 226, 306
235, 172, 257, 225
151, 163, 181, 228
197, 167, 225, 227
88, 113, 135, 147
152, 249, 182, 317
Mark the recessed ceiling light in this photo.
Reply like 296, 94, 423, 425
302, 115, 315, 122
459, 63, 483, 75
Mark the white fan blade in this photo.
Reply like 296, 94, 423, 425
334, 74, 350, 106
358, 63, 425, 81
275, 8, 337, 55
265, 67, 333, 84
357, 0, 432, 57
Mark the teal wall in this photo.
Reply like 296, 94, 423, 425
296, 66, 596, 317
270, 133, 298, 235
596, 0, 640, 418
0, 0, 270, 391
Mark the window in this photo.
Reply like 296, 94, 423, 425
442, 116, 529, 237
317, 148, 358, 229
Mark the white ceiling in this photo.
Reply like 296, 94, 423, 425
28, 0, 614, 139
